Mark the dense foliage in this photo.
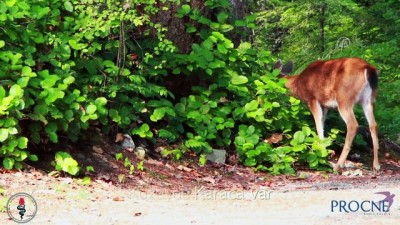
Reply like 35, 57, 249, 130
254, 0, 400, 140
0, 0, 398, 175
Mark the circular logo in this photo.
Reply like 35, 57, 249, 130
6, 192, 37, 223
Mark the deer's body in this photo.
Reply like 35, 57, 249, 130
281, 58, 380, 172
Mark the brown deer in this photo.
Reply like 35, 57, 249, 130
275, 58, 380, 172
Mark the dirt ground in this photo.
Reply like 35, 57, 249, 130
1, 170, 399, 225
1, 134, 400, 225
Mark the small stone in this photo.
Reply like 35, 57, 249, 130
206, 149, 226, 164
155, 146, 164, 153
134, 147, 146, 160
92, 146, 104, 154
121, 134, 135, 151
349, 153, 360, 161
113, 196, 125, 202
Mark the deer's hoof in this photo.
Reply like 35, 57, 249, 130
373, 162, 381, 174
333, 163, 342, 173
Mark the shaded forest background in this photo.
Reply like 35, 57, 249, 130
0, 0, 399, 175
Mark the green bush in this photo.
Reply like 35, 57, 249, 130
0, 0, 334, 175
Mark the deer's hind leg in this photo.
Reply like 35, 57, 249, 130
335, 105, 359, 172
361, 101, 380, 172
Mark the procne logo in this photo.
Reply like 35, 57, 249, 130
331, 191, 396, 214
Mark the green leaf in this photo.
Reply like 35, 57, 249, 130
302, 126, 312, 136
231, 76, 248, 85
18, 151, 28, 161
244, 158, 256, 167
109, 109, 121, 123
41, 75, 60, 88
48, 132, 58, 142
86, 104, 97, 114
150, 108, 166, 122
292, 144, 306, 152
175, 103, 186, 113
64, 110, 74, 121
244, 100, 258, 111
0, 129, 8, 142
63, 76, 75, 85
186, 26, 197, 33
132, 124, 153, 138
246, 149, 261, 157
32, 6, 51, 19
29, 154, 39, 161
115, 153, 123, 160
9, 85, 23, 97
3, 157, 14, 169
17, 137, 28, 149
272, 102, 280, 107
94, 97, 107, 106
217, 44, 228, 54
45, 89, 65, 104
217, 11, 229, 23
0, 40, 5, 48
5, 0, 16, 7
238, 42, 252, 54
45, 122, 58, 133
64, 1, 74, 12
307, 153, 318, 162
178, 4, 190, 15
293, 131, 306, 144
234, 20, 246, 26
246, 125, 255, 135
0, 86, 5, 99
17, 77, 30, 88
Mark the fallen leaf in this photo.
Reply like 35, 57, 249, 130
92, 146, 104, 154
113, 196, 125, 201
165, 163, 174, 170
147, 159, 164, 166
177, 165, 193, 172
197, 176, 215, 184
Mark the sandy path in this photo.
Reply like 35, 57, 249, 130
2, 181, 399, 225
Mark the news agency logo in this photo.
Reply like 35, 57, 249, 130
6, 192, 38, 223
331, 191, 396, 215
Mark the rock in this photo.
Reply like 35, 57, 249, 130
134, 146, 146, 160
155, 146, 164, 153
121, 134, 135, 152
342, 169, 363, 177
349, 153, 360, 161
206, 149, 226, 164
